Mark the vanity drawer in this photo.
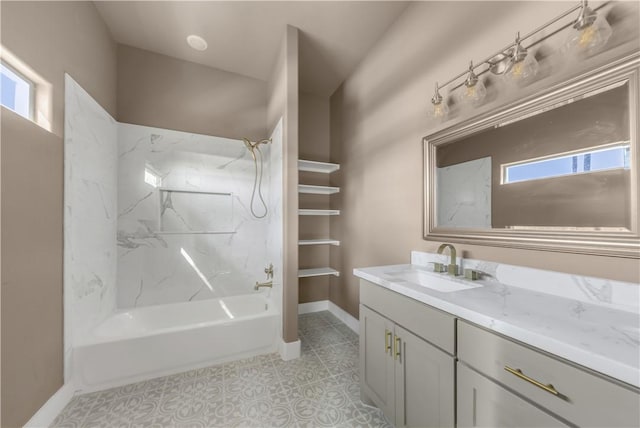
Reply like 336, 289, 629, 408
359, 279, 455, 354
458, 321, 640, 427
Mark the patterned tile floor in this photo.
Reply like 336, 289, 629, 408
53, 311, 392, 428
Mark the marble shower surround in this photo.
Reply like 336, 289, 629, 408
117, 123, 281, 308
64, 75, 119, 379
266, 118, 284, 319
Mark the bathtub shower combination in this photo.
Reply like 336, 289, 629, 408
64, 75, 284, 391
73, 295, 277, 389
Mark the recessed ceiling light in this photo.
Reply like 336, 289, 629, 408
186, 35, 208, 51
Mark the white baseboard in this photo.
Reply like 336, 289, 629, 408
298, 300, 359, 333
328, 301, 359, 333
298, 300, 329, 314
24, 381, 76, 427
278, 339, 301, 361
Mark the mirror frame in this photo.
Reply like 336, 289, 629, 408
423, 53, 639, 258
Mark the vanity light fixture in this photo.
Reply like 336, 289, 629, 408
504, 32, 539, 85
428, 0, 612, 121
429, 82, 449, 120
457, 61, 487, 106
565, 0, 612, 55
186, 34, 208, 51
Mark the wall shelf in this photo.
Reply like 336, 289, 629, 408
298, 159, 340, 174
298, 267, 340, 278
299, 239, 340, 246
299, 184, 340, 195
299, 209, 340, 216
297, 157, 341, 290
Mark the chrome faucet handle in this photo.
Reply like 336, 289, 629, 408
464, 269, 482, 280
265, 263, 274, 279
428, 262, 447, 273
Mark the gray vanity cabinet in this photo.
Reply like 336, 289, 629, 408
358, 278, 640, 428
394, 324, 455, 428
458, 321, 640, 428
360, 304, 395, 419
359, 280, 455, 427
457, 363, 568, 427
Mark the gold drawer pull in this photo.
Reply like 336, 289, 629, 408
394, 336, 401, 360
505, 366, 560, 396
385, 330, 392, 354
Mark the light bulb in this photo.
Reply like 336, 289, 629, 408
429, 101, 449, 120
428, 82, 449, 121
456, 61, 487, 107
579, 25, 597, 47
565, 4, 613, 56
457, 79, 486, 106
503, 32, 539, 86
504, 52, 539, 85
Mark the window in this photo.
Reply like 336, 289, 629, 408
502, 143, 631, 184
1, 60, 34, 120
144, 165, 162, 188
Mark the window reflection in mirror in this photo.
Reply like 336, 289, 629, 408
434, 81, 631, 231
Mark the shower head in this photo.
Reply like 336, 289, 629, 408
242, 138, 254, 151
243, 137, 258, 161
243, 138, 271, 150
243, 137, 271, 159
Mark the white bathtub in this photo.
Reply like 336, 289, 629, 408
72, 294, 278, 391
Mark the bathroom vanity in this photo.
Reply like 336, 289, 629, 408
355, 252, 640, 428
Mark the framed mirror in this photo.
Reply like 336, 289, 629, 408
423, 53, 639, 258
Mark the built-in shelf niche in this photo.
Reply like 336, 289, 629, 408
158, 188, 234, 234
298, 267, 340, 278
297, 157, 341, 288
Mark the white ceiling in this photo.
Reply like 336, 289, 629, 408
94, 1, 409, 97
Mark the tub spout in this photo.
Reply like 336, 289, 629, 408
254, 280, 273, 291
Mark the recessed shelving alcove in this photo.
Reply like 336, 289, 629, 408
298, 157, 341, 280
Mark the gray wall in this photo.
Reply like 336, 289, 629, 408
329, 1, 640, 318
0, 2, 117, 426
117, 45, 268, 141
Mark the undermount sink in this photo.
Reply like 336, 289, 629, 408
387, 269, 483, 293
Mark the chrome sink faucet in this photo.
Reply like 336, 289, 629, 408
437, 243, 459, 276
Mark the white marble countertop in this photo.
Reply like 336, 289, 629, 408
354, 263, 640, 389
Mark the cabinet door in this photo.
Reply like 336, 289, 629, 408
359, 305, 395, 420
394, 325, 454, 428
457, 363, 568, 428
